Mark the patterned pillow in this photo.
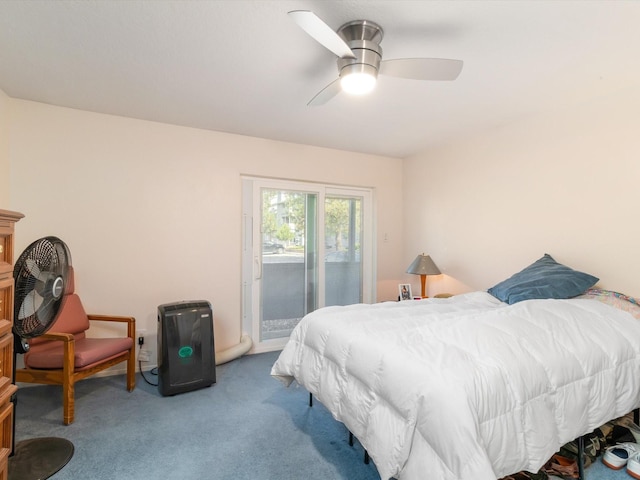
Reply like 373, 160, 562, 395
576, 288, 640, 320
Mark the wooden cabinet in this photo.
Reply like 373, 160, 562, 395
0, 209, 23, 479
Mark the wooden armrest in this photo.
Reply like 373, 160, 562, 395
87, 314, 135, 324
39, 332, 75, 343
87, 314, 136, 339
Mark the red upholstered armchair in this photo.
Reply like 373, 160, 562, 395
15, 266, 135, 425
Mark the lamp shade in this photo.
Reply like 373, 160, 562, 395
406, 254, 441, 276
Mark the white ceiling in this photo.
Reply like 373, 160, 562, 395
0, 0, 638, 159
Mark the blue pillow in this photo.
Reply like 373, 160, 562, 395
487, 254, 599, 304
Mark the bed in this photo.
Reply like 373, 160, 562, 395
271, 254, 640, 480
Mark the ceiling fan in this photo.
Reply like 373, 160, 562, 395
288, 10, 464, 106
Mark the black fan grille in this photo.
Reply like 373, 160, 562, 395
13, 236, 71, 339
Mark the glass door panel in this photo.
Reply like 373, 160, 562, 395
324, 196, 362, 306
260, 189, 317, 341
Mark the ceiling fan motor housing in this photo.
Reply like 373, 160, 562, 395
336, 20, 384, 80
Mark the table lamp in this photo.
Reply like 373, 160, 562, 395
406, 254, 441, 298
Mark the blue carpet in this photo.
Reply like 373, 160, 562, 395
13, 351, 379, 480
586, 460, 631, 480
8, 351, 634, 479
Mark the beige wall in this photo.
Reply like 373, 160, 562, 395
9, 99, 404, 363
0, 88, 9, 205
9, 81, 639, 369
404, 86, 640, 298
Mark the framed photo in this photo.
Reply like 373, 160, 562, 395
399, 283, 412, 301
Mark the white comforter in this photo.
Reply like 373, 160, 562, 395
271, 292, 640, 480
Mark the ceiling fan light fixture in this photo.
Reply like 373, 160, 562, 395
291, 12, 463, 106
340, 64, 378, 95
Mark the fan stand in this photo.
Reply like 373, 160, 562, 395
8, 437, 74, 480
8, 337, 74, 480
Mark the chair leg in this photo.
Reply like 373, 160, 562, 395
62, 376, 75, 425
126, 351, 136, 391
62, 336, 75, 425
127, 318, 136, 392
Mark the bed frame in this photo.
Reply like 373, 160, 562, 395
309, 392, 640, 480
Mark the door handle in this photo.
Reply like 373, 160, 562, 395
254, 256, 262, 280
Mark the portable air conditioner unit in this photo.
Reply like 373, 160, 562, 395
157, 300, 216, 396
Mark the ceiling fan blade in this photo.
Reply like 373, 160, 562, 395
288, 10, 356, 59
308, 79, 342, 106
380, 58, 463, 81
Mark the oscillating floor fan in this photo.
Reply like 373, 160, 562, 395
8, 236, 74, 480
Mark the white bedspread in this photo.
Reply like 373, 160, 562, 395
271, 292, 640, 480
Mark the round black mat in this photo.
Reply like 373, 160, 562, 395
8, 437, 74, 480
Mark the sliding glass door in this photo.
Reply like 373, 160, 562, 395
242, 178, 373, 352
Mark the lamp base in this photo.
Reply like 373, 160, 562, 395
420, 274, 427, 298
